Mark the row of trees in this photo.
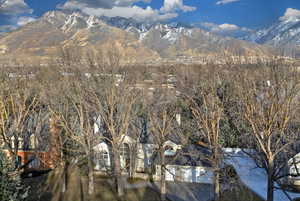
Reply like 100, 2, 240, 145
0, 60, 299, 201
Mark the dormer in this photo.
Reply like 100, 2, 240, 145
30, 135, 36, 150
11, 136, 24, 150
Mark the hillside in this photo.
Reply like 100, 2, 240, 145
0, 10, 273, 64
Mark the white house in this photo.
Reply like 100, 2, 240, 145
153, 144, 214, 184
93, 142, 111, 171
155, 165, 213, 184
93, 135, 135, 172
93, 137, 214, 184
287, 153, 300, 187
136, 143, 156, 173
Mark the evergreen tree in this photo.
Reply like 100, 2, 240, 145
0, 152, 28, 201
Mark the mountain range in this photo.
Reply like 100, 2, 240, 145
0, 11, 272, 62
0, 10, 298, 64
243, 15, 300, 58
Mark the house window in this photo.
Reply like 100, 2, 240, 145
95, 151, 110, 168
30, 135, 35, 149
29, 156, 40, 169
120, 143, 130, 159
11, 137, 24, 150
120, 143, 130, 169
164, 145, 176, 156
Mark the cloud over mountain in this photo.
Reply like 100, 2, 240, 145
59, 0, 195, 22
0, 0, 32, 15
279, 8, 300, 21
198, 22, 252, 37
160, 0, 196, 13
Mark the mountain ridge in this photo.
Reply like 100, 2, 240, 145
0, 10, 274, 64
242, 15, 300, 57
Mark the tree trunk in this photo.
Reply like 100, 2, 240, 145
129, 146, 135, 179
113, 147, 124, 197
214, 170, 220, 201
88, 152, 94, 195
267, 160, 274, 201
62, 161, 69, 193
160, 150, 166, 201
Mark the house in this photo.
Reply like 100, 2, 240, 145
92, 135, 214, 184
0, 116, 62, 171
93, 135, 135, 172
287, 153, 300, 187
153, 144, 214, 184
1, 135, 52, 170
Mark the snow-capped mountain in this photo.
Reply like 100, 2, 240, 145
41, 11, 199, 44
244, 16, 300, 47
0, 10, 272, 62
99, 16, 154, 33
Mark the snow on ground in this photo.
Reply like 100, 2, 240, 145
224, 148, 300, 201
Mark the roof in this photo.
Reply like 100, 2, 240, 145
154, 144, 212, 167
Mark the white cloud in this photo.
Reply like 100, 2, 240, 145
114, 0, 151, 7
217, 23, 239, 31
280, 8, 300, 21
17, 16, 36, 26
59, 0, 188, 22
59, 0, 151, 9
160, 0, 196, 13
216, 0, 240, 5
73, 4, 177, 21
0, 0, 32, 15
199, 22, 252, 37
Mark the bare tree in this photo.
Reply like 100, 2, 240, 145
147, 97, 183, 201
0, 78, 40, 169
90, 72, 139, 197
50, 79, 96, 195
186, 72, 224, 201
235, 64, 300, 201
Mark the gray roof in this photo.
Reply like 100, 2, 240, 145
154, 144, 212, 167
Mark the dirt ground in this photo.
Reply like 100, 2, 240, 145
25, 168, 167, 201
24, 167, 263, 201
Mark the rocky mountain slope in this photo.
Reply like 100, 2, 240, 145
243, 15, 300, 57
245, 17, 300, 46
0, 10, 273, 64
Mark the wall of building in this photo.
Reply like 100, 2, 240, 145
2, 149, 52, 170
155, 165, 213, 184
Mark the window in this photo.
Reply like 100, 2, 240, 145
120, 143, 130, 159
30, 135, 35, 149
95, 151, 110, 168
120, 143, 130, 169
28, 156, 40, 169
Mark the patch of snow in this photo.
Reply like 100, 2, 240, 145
87, 16, 100, 28
224, 148, 300, 201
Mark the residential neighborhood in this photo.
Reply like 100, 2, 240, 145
0, 61, 300, 201
1, 1, 300, 201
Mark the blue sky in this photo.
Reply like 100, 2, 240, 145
1, 0, 300, 33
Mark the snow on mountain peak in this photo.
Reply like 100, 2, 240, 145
41, 10, 196, 44
87, 15, 102, 28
